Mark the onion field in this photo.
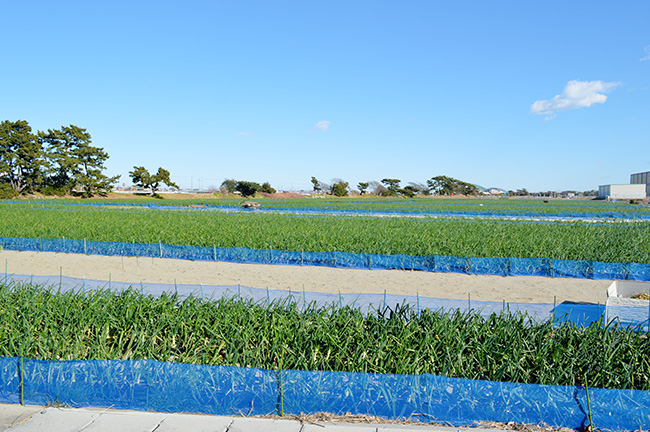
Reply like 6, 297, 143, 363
0, 199, 649, 263
32, 196, 650, 219
1, 197, 649, 397
1, 282, 647, 391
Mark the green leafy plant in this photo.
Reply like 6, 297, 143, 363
1, 281, 648, 390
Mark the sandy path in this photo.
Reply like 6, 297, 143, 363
0, 250, 610, 304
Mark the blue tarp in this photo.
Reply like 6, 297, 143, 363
1, 236, 649, 281
1, 356, 649, 430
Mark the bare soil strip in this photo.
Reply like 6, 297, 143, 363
0, 250, 609, 304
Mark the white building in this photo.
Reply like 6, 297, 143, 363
630, 171, 650, 197
598, 184, 647, 200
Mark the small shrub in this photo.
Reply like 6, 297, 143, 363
0, 183, 17, 199
38, 185, 69, 197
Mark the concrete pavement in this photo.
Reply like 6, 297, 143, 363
0, 404, 492, 432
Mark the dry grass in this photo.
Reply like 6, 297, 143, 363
259, 412, 577, 432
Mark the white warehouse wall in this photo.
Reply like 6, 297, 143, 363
598, 184, 647, 199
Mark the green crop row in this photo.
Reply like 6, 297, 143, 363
233, 197, 650, 217
15, 196, 650, 217
1, 282, 647, 390
0, 204, 649, 263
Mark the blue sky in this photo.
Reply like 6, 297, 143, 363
2, 1, 649, 192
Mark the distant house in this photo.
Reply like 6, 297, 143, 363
475, 185, 506, 196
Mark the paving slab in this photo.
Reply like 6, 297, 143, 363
155, 413, 234, 432
0, 405, 44, 432
228, 416, 302, 432
71, 409, 167, 432
0, 404, 504, 432
8, 408, 101, 432
302, 422, 379, 432
2, 407, 238, 432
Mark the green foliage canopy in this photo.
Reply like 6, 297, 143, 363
427, 175, 478, 196
381, 178, 401, 197
331, 179, 349, 197
40, 125, 119, 197
311, 176, 321, 192
0, 120, 43, 194
129, 166, 178, 196
0, 120, 118, 197
235, 181, 261, 198
259, 182, 276, 194
221, 179, 237, 193
357, 182, 369, 195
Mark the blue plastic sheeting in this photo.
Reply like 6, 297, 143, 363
0, 357, 277, 415
552, 303, 606, 327
510, 257, 553, 277
2, 236, 650, 282
470, 257, 510, 276
283, 370, 650, 429
551, 259, 592, 279
1, 356, 649, 430
0, 356, 19, 404
593, 261, 630, 280
25, 359, 278, 415
631, 263, 650, 281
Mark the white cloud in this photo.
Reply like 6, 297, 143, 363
236, 132, 250, 136
314, 120, 331, 131
641, 46, 650, 61
530, 80, 620, 119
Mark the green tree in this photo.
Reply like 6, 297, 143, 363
516, 188, 530, 196
259, 182, 276, 194
0, 120, 44, 194
311, 176, 321, 193
235, 181, 261, 198
400, 185, 418, 198
427, 175, 477, 196
457, 181, 477, 196
220, 179, 237, 194
381, 178, 401, 196
129, 166, 178, 196
331, 179, 349, 197
408, 182, 430, 196
357, 182, 369, 195
427, 176, 451, 195
40, 125, 119, 197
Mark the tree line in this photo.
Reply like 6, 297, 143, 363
0, 120, 118, 198
220, 179, 277, 198
310, 176, 478, 197
0, 120, 178, 198
215, 176, 480, 199
4, 119, 584, 200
